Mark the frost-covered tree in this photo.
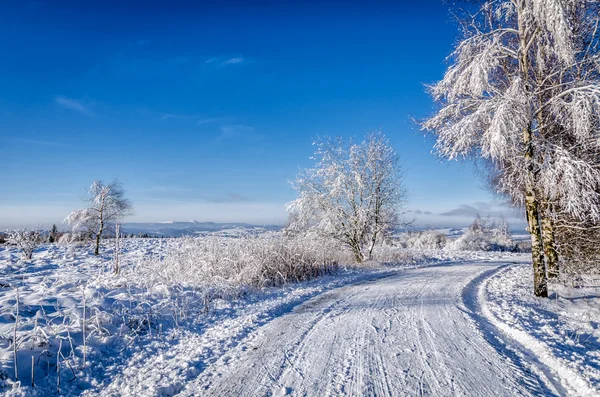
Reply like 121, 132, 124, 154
65, 180, 133, 256
6, 229, 45, 260
286, 132, 407, 262
423, 0, 600, 297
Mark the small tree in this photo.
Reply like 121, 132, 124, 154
48, 224, 58, 243
6, 229, 45, 260
65, 180, 133, 256
286, 132, 407, 262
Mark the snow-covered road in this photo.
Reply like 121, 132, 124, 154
176, 260, 557, 397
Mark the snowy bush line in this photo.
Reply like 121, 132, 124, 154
398, 223, 518, 253
398, 230, 447, 250
124, 234, 346, 302
447, 228, 517, 252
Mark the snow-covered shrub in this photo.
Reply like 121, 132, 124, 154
447, 217, 517, 252
555, 223, 600, 284
122, 234, 348, 314
369, 245, 426, 266
399, 230, 447, 250
447, 230, 515, 252
58, 231, 91, 245
6, 229, 45, 260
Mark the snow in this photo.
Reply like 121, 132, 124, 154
482, 263, 600, 396
154, 258, 548, 396
0, 238, 597, 396
0, 238, 448, 396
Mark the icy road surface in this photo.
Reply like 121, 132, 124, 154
177, 260, 560, 397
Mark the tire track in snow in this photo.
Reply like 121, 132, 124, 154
176, 260, 554, 396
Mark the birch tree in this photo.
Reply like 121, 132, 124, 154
423, 0, 600, 296
65, 180, 133, 256
286, 132, 407, 263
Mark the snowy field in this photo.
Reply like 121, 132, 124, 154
0, 238, 598, 396
0, 237, 445, 396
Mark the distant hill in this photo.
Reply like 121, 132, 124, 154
121, 221, 282, 237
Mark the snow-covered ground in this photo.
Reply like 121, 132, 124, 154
482, 263, 600, 396
0, 238, 451, 396
0, 239, 598, 396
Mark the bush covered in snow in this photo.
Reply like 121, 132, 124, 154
447, 216, 517, 252
398, 230, 447, 250
126, 234, 348, 299
5, 229, 45, 260
555, 223, 600, 281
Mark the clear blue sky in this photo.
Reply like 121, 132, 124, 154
0, 0, 524, 229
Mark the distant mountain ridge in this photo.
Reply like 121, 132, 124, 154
121, 221, 282, 237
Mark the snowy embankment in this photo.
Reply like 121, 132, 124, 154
481, 264, 600, 396
0, 237, 464, 396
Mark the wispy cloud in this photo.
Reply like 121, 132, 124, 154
160, 113, 188, 121
196, 118, 219, 125
411, 209, 433, 215
410, 201, 526, 229
222, 57, 244, 65
439, 202, 519, 219
55, 96, 94, 116
159, 113, 220, 125
219, 124, 256, 140
204, 56, 247, 67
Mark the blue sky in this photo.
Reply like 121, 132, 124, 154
0, 0, 524, 229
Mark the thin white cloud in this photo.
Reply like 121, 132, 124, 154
204, 56, 247, 67
196, 118, 219, 125
159, 113, 221, 125
160, 113, 180, 121
222, 57, 244, 65
55, 96, 94, 116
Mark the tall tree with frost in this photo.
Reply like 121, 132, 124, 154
423, 0, 600, 296
65, 180, 133, 256
286, 132, 407, 263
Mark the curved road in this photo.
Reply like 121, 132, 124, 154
175, 260, 558, 397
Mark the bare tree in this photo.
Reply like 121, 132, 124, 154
286, 132, 408, 263
65, 180, 133, 256
6, 229, 45, 260
423, 0, 600, 297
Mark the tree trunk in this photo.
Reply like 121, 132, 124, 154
94, 214, 104, 256
517, 8, 547, 298
351, 241, 364, 263
94, 234, 100, 256
541, 206, 559, 280
524, 126, 548, 297
368, 188, 382, 260
526, 196, 547, 297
